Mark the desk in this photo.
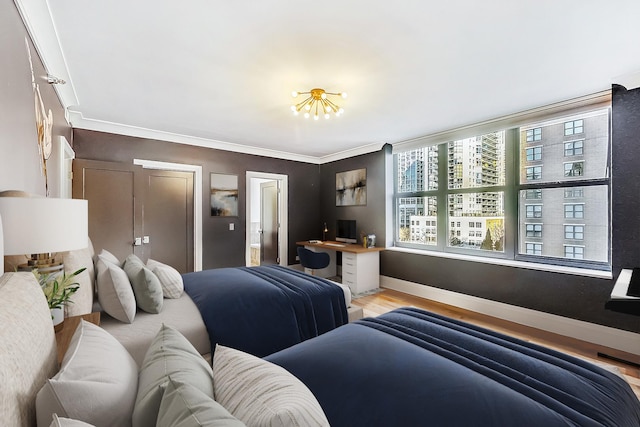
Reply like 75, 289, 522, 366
296, 241, 384, 295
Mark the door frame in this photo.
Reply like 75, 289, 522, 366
134, 159, 203, 271
246, 171, 288, 267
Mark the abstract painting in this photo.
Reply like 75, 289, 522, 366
336, 168, 366, 206
210, 173, 238, 216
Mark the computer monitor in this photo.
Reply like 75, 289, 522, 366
336, 219, 357, 244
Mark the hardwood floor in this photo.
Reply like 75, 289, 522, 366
351, 288, 640, 399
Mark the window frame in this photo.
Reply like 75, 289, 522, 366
392, 98, 611, 273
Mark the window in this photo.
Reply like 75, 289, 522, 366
394, 106, 609, 270
564, 119, 584, 136
564, 188, 584, 198
526, 166, 542, 181
564, 225, 584, 240
525, 146, 542, 161
564, 203, 584, 219
525, 224, 543, 237
564, 140, 584, 156
564, 245, 584, 259
525, 189, 542, 199
526, 127, 542, 142
526, 243, 542, 255
564, 161, 584, 177
525, 204, 542, 218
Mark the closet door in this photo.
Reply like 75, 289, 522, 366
143, 169, 194, 273
72, 159, 144, 261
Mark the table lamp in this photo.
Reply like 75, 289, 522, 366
0, 196, 88, 271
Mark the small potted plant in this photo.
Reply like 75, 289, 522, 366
33, 267, 86, 330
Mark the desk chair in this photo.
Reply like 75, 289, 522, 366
297, 247, 330, 275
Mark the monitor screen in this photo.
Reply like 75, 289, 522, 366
336, 219, 357, 243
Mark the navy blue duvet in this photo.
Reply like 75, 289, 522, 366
266, 307, 640, 427
183, 265, 348, 357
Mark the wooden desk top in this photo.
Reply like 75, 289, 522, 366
55, 312, 101, 364
296, 240, 385, 254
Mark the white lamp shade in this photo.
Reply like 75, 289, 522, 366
0, 197, 88, 256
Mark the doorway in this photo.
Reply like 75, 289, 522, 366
246, 172, 288, 267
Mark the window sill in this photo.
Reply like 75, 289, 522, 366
386, 246, 612, 279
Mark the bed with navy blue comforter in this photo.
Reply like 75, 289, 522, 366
266, 307, 640, 427
183, 265, 348, 357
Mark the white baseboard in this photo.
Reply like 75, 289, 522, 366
381, 275, 640, 357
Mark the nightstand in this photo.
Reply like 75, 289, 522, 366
55, 312, 101, 364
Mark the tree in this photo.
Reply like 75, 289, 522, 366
480, 228, 493, 250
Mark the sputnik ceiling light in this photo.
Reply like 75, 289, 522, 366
290, 88, 347, 120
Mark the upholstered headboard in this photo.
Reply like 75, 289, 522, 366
0, 272, 58, 426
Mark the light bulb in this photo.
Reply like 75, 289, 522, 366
305, 104, 311, 111
325, 106, 332, 113
293, 110, 299, 116
324, 113, 330, 119
304, 112, 310, 119
338, 107, 344, 114
290, 105, 296, 112
291, 91, 298, 97
341, 92, 348, 99
314, 114, 319, 121
321, 93, 327, 99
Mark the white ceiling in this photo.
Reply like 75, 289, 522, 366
17, 0, 640, 163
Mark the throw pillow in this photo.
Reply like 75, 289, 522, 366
36, 321, 138, 427
147, 259, 184, 299
97, 249, 121, 266
132, 324, 214, 427
156, 377, 246, 427
49, 413, 96, 426
95, 257, 136, 323
212, 344, 330, 427
123, 254, 163, 313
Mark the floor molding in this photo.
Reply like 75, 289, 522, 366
381, 275, 640, 356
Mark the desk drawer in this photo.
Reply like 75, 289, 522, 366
343, 252, 357, 263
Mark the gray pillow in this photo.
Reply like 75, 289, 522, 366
96, 257, 136, 323
213, 344, 330, 427
123, 254, 163, 314
132, 324, 214, 427
49, 413, 96, 426
36, 321, 138, 427
156, 377, 245, 427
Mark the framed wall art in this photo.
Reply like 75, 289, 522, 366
210, 173, 238, 216
336, 168, 366, 206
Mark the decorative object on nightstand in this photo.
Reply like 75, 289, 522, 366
0, 193, 88, 328
322, 222, 328, 241
33, 267, 86, 331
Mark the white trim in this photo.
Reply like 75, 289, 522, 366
14, 0, 79, 108
245, 172, 289, 268
133, 159, 203, 272
58, 136, 74, 198
381, 275, 640, 356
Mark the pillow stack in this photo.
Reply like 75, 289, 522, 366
94, 250, 184, 323
37, 323, 330, 427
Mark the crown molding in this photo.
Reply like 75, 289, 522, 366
14, 0, 79, 109
68, 110, 379, 164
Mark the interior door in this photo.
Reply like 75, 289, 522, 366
73, 159, 144, 261
143, 169, 194, 273
260, 180, 279, 265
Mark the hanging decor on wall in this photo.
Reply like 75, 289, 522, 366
336, 168, 366, 206
210, 173, 238, 216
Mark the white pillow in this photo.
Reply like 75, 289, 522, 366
147, 259, 184, 299
212, 345, 330, 427
36, 321, 138, 427
95, 257, 136, 323
133, 324, 214, 427
49, 413, 96, 426
156, 377, 246, 427
98, 249, 121, 266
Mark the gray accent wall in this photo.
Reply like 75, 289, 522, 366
72, 130, 321, 269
